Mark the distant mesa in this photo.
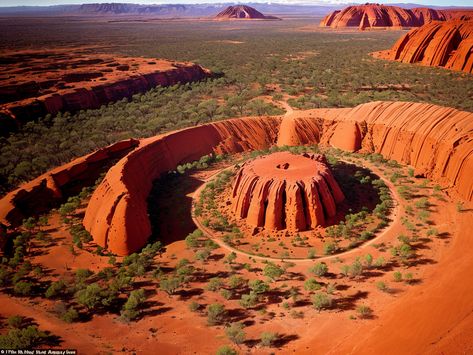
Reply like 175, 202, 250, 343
320, 3, 473, 30
0, 47, 212, 136
215, 5, 281, 21
373, 20, 473, 74
232, 152, 344, 232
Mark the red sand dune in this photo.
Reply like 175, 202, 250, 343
231, 152, 344, 231
0, 47, 212, 135
215, 5, 280, 20
1, 101, 472, 255
319, 3, 472, 29
373, 20, 473, 74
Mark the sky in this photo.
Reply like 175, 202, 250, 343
0, 0, 472, 7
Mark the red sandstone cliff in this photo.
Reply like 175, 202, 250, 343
373, 20, 473, 74
0, 49, 212, 136
0, 139, 138, 227
1, 101, 472, 256
319, 4, 470, 29
83, 116, 281, 255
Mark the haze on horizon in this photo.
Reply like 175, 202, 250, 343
0, 0, 472, 8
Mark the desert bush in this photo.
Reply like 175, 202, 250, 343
248, 279, 269, 294
159, 277, 182, 295
225, 322, 245, 344
207, 303, 225, 325
312, 293, 332, 311
309, 262, 328, 277
206, 277, 223, 292
356, 305, 373, 319
121, 289, 146, 321
304, 278, 321, 292
260, 331, 278, 347
239, 292, 258, 309
216, 345, 237, 355
263, 262, 284, 281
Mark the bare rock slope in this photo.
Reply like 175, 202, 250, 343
373, 20, 473, 74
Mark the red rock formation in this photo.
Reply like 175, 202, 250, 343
232, 152, 344, 231
373, 20, 473, 74
412, 7, 449, 23
0, 48, 212, 135
0, 139, 138, 227
320, 4, 420, 29
319, 4, 471, 29
2, 100, 472, 255
215, 5, 280, 20
83, 116, 281, 255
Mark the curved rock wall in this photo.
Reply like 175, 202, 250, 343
373, 20, 473, 74
2, 101, 472, 255
83, 116, 281, 255
0, 139, 139, 227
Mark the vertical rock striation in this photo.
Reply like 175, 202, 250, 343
231, 152, 344, 231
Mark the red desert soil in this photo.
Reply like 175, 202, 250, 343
214, 5, 281, 21
319, 3, 473, 30
0, 154, 471, 354
231, 152, 344, 231
372, 19, 473, 74
0, 46, 211, 134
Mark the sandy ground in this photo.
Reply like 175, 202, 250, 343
1, 154, 469, 354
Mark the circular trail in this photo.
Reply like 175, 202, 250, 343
191, 159, 402, 264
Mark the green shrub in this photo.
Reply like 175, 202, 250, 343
260, 332, 278, 347
309, 262, 328, 277
312, 293, 332, 311
207, 303, 225, 325
225, 322, 245, 344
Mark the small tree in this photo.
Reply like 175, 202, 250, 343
225, 322, 245, 345
75, 283, 103, 310
207, 303, 225, 325
121, 289, 146, 321
160, 277, 182, 296
263, 262, 284, 281
248, 279, 269, 294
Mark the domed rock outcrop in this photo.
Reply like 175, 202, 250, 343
231, 152, 344, 231
319, 4, 470, 29
373, 20, 473, 74
215, 5, 280, 20
320, 4, 420, 29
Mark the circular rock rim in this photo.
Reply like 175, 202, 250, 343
191, 154, 402, 262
